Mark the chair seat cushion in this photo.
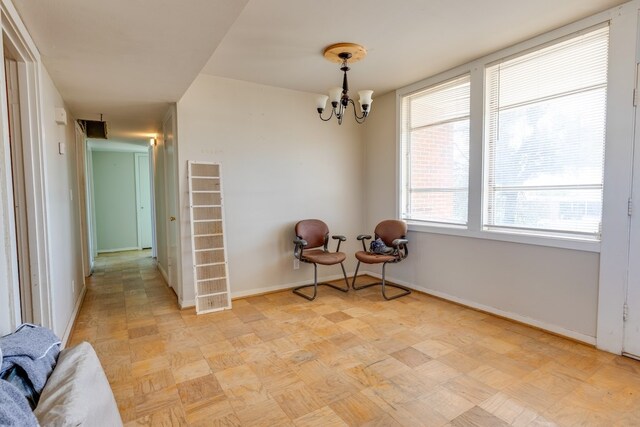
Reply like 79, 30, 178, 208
302, 250, 346, 265
355, 251, 396, 264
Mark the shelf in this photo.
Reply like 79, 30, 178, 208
189, 161, 231, 315
197, 277, 227, 283
197, 290, 228, 298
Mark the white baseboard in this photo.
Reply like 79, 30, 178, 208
157, 263, 170, 287
61, 284, 87, 348
364, 271, 596, 346
229, 272, 363, 299
180, 298, 195, 309
180, 272, 367, 310
97, 246, 140, 254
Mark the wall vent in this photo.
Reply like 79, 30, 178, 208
78, 119, 108, 139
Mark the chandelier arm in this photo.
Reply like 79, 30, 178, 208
318, 108, 335, 122
349, 99, 367, 123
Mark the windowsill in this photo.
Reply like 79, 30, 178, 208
406, 221, 601, 252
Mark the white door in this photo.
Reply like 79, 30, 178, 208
135, 153, 152, 249
624, 62, 640, 358
163, 113, 179, 292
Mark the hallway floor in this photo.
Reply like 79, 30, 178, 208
69, 251, 640, 426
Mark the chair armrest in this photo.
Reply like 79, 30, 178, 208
357, 234, 372, 251
293, 238, 308, 247
293, 238, 307, 259
331, 235, 346, 252
392, 238, 409, 259
392, 239, 408, 247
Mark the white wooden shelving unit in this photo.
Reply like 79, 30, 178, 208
188, 161, 231, 314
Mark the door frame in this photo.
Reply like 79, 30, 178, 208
74, 122, 91, 277
0, 1, 52, 332
623, 60, 640, 358
5, 57, 32, 322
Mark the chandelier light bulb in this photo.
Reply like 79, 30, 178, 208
316, 95, 328, 112
329, 87, 342, 105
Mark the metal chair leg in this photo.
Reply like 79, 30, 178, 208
380, 263, 411, 300
293, 262, 350, 301
351, 261, 411, 300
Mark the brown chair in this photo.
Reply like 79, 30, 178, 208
293, 219, 349, 300
352, 219, 411, 300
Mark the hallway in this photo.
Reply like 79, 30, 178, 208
69, 251, 640, 426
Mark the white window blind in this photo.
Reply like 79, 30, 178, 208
485, 26, 609, 239
400, 75, 470, 225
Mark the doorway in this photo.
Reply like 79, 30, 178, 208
87, 141, 154, 255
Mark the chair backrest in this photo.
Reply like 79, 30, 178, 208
295, 219, 329, 249
374, 220, 407, 246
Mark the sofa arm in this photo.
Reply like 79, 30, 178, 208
34, 342, 122, 427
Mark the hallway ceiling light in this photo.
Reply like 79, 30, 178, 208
149, 137, 156, 146
316, 43, 373, 125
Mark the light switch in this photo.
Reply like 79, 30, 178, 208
58, 142, 65, 155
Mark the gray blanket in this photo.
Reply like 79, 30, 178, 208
0, 324, 61, 397
0, 379, 39, 426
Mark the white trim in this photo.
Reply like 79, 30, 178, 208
407, 222, 601, 252
179, 298, 195, 308
173, 272, 369, 307
86, 147, 98, 260
365, 271, 597, 345
74, 122, 91, 278
229, 272, 363, 299
157, 262, 170, 286
149, 147, 157, 259
596, 1, 639, 354
60, 285, 86, 348
97, 246, 140, 254
88, 140, 148, 153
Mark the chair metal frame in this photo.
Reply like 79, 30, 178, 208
293, 224, 349, 301
351, 229, 412, 300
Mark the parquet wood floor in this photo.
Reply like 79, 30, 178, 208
69, 250, 640, 426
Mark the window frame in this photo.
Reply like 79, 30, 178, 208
399, 73, 472, 227
396, 22, 610, 254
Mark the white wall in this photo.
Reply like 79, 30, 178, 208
91, 150, 138, 252
40, 65, 85, 339
176, 75, 364, 304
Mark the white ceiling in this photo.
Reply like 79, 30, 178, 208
11, 0, 626, 143
11, 0, 249, 142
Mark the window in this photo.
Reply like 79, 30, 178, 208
400, 75, 470, 225
485, 26, 609, 239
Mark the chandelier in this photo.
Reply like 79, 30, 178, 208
316, 43, 373, 125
